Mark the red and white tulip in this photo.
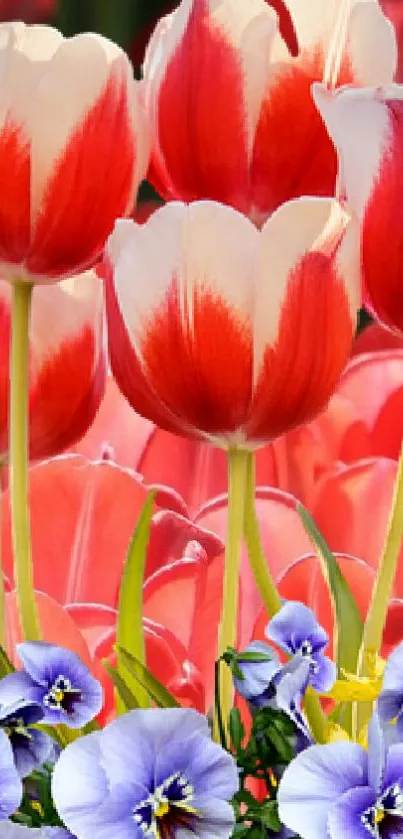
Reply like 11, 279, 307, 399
314, 83, 403, 335
0, 270, 106, 460
105, 198, 360, 448
0, 22, 150, 284
142, 0, 396, 224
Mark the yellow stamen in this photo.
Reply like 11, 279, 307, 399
375, 807, 385, 825
53, 690, 64, 704
155, 802, 170, 819
31, 801, 44, 817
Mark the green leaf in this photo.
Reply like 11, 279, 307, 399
229, 708, 245, 751
116, 646, 180, 709
259, 801, 281, 832
0, 644, 14, 676
236, 652, 273, 663
116, 491, 155, 711
103, 660, 139, 711
297, 504, 363, 673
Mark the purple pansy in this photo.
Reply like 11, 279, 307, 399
266, 601, 336, 693
0, 828, 74, 838
52, 707, 239, 839
233, 641, 281, 702
377, 641, 403, 737
0, 699, 53, 778
0, 730, 22, 820
278, 712, 403, 839
0, 643, 103, 728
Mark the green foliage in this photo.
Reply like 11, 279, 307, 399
229, 702, 297, 837
116, 491, 155, 710
116, 645, 180, 708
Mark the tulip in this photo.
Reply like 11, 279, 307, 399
0, 20, 150, 643
381, 0, 403, 80
105, 199, 359, 447
0, 0, 55, 21
314, 81, 403, 672
0, 22, 149, 284
0, 271, 106, 462
105, 196, 360, 730
143, 0, 396, 223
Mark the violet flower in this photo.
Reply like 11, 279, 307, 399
377, 641, 403, 736
0, 699, 53, 778
278, 712, 403, 839
0, 730, 22, 819
0, 643, 102, 728
266, 601, 336, 693
52, 708, 239, 839
0, 827, 74, 838
232, 641, 281, 702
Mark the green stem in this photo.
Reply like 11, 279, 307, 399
359, 439, 403, 671
214, 448, 248, 739
243, 451, 326, 743
10, 282, 40, 641
244, 452, 282, 616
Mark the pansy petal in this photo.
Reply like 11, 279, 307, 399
266, 601, 328, 654
0, 729, 22, 819
155, 732, 238, 800
278, 741, 368, 839
311, 654, 336, 693
328, 785, 375, 839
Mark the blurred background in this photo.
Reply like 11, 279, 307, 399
1, 0, 402, 81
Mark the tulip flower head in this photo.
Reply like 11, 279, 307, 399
143, 0, 396, 223
0, 643, 103, 728
52, 708, 239, 839
0, 22, 150, 284
105, 199, 360, 450
313, 83, 403, 335
0, 270, 106, 461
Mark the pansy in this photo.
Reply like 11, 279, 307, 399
52, 707, 239, 839
0, 698, 53, 778
232, 640, 281, 702
0, 827, 74, 838
266, 601, 336, 692
377, 641, 403, 736
278, 712, 403, 839
0, 643, 102, 728
0, 729, 22, 819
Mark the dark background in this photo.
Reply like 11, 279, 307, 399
0, 1, 176, 73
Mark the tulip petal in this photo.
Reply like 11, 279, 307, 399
247, 197, 359, 441
108, 202, 257, 437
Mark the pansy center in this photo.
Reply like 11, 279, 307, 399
361, 783, 403, 837
132, 771, 199, 837
297, 640, 319, 674
43, 674, 81, 715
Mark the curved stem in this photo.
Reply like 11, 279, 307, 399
359, 441, 403, 672
244, 452, 282, 616
214, 448, 248, 738
243, 451, 326, 743
10, 282, 40, 641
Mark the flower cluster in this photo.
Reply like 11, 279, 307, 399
0, 0, 402, 836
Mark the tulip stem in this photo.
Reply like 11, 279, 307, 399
214, 447, 248, 739
358, 439, 403, 674
244, 452, 282, 616
10, 282, 40, 641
